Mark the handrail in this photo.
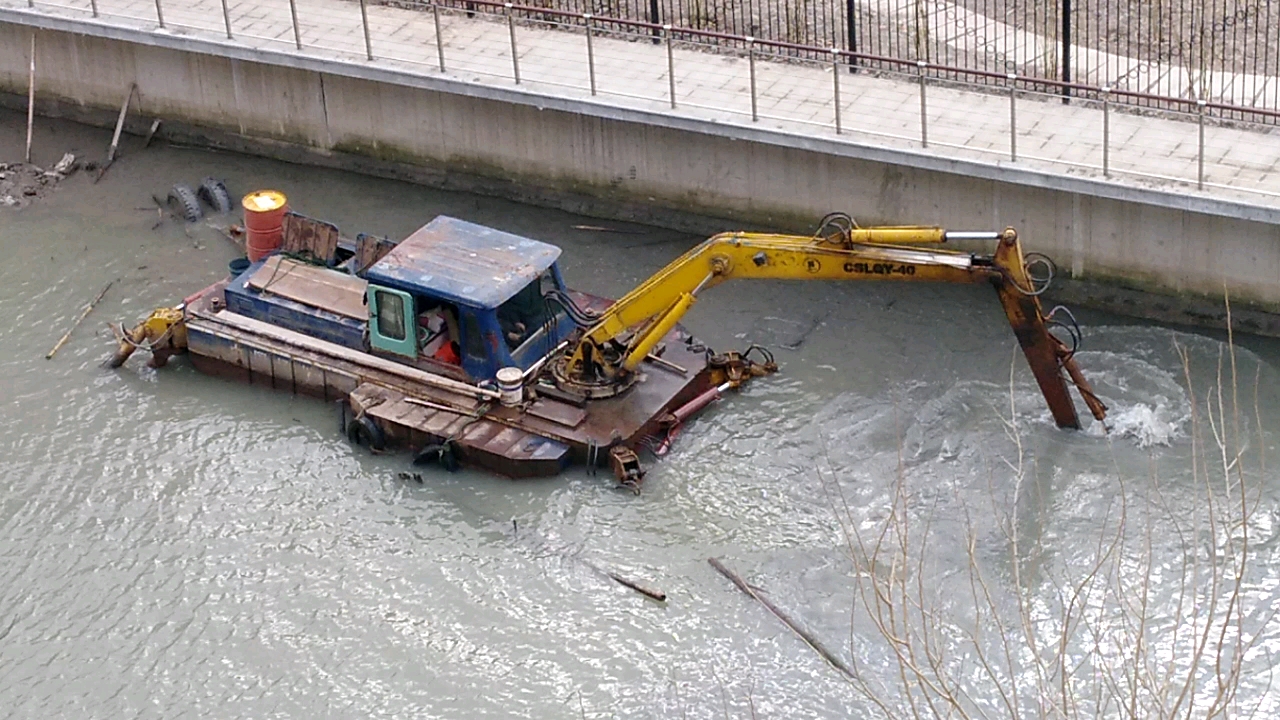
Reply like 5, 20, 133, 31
426, 0, 1280, 122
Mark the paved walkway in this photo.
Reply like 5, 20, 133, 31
8, 0, 1280, 210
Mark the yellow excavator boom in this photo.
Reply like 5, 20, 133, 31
555, 223, 1107, 429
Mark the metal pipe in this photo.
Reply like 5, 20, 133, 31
220, 0, 233, 39
90, 0, 98, 18
585, 14, 596, 95
289, 0, 302, 50
1102, 86, 1110, 177
154, 0, 165, 28
832, 49, 842, 134
748, 38, 757, 122
665, 25, 676, 109
507, 4, 520, 84
918, 61, 928, 148
670, 382, 733, 425
433, 4, 445, 72
359, 0, 373, 61
1197, 99, 1207, 190
1008, 74, 1017, 161
944, 231, 1001, 241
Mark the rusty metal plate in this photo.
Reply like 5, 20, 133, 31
353, 232, 396, 277
525, 398, 587, 428
281, 212, 340, 265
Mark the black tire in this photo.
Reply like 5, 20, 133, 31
413, 442, 459, 472
346, 414, 386, 452
197, 177, 233, 214
167, 183, 203, 223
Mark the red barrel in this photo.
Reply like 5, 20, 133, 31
242, 190, 289, 261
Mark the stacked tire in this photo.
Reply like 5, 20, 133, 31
167, 177, 232, 223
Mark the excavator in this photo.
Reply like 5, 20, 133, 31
109, 210, 1106, 485
547, 213, 1106, 426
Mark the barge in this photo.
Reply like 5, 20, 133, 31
110, 201, 1107, 488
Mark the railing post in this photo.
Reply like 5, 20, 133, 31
1061, 0, 1072, 103
220, 0, 233, 39
585, 14, 596, 95
918, 61, 928, 148
90, 0, 98, 17
433, 4, 446, 72
747, 38, 757, 122
289, 0, 302, 50
154, 0, 165, 28
1101, 86, 1110, 177
845, 0, 857, 72
665, 25, 676, 109
1197, 99, 1207, 190
832, 49, 842, 134
359, 0, 373, 61
506, 4, 520, 84
1008, 73, 1017, 161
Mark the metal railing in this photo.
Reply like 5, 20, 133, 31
12, 0, 1280, 201
418, 0, 1280, 119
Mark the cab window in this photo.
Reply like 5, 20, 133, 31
375, 290, 406, 341
497, 270, 555, 349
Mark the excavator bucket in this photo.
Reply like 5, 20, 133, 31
992, 229, 1107, 429
106, 306, 188, 369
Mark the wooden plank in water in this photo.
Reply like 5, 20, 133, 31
246, 256, 367, 321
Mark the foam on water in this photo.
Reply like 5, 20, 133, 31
1097, 401, 1185, 447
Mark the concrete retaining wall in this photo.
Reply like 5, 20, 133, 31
2, 23, 1279, 332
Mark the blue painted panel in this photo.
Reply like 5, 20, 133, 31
223, 264, 367, 351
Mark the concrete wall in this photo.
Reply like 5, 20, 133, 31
3, 23, 1279, 331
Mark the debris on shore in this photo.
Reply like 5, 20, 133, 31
1, 153, 81, 209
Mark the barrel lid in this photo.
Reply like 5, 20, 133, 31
242, 190, 288, 212
496, 367, 523, 383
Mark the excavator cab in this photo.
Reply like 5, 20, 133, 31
361, 216, 585, 382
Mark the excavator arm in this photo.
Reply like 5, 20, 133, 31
552, 223, 1107, 429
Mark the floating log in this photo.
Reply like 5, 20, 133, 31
570, 224, 643, 235
105, 84, 135, 164
143, 119, 162, 148
95, 84, 136, 183
46, 280, 115, 360
582, 560, 667, 602
707, 557, 855, 678
505, 518, 666, 601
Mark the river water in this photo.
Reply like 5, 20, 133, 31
3, 112, 1280, 718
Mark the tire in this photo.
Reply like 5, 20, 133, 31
167, 183, 203, 223
197, 177, 233, 214
346, 414, 386, 452
413, 442, 459, 472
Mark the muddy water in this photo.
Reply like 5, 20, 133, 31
3, 112, 1280, 718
